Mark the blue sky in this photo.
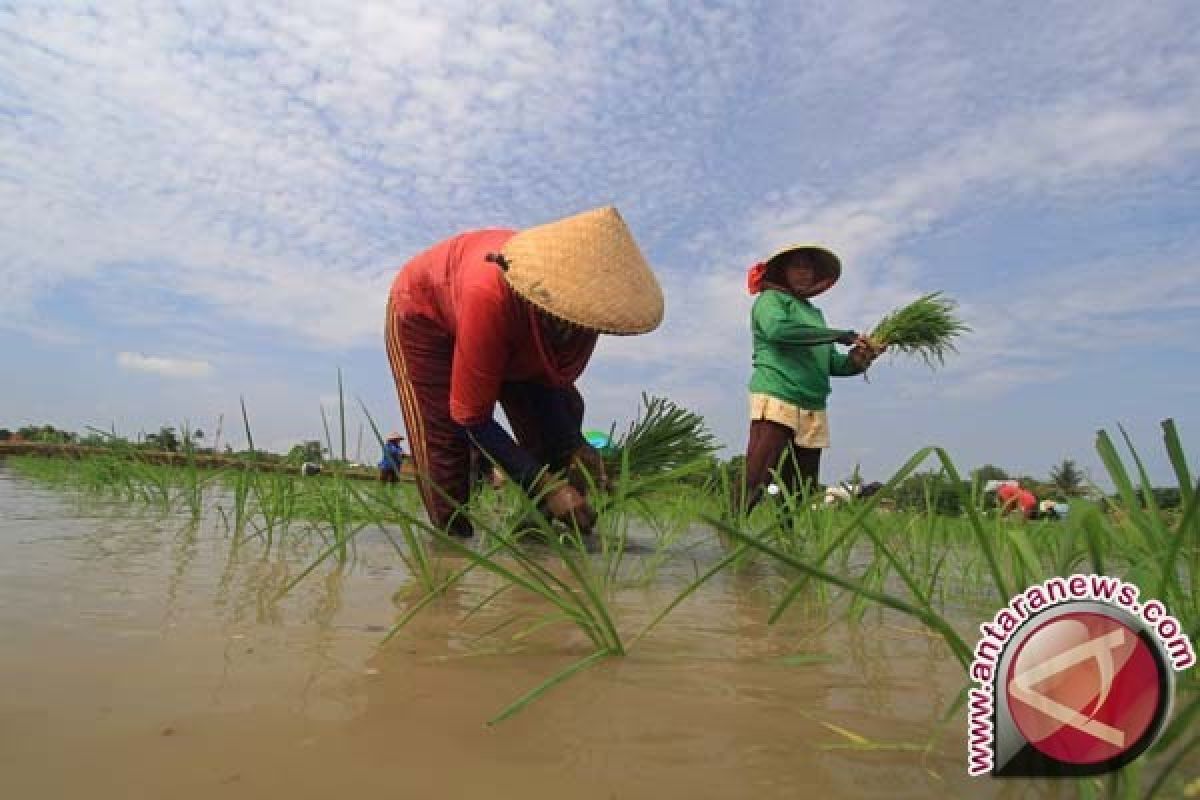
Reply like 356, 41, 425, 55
1, 1, 1197, 486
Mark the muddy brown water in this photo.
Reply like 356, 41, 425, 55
0, 467, 1086, 799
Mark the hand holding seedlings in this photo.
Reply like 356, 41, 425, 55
866, 292, 968, 368
566, 442, 609, 493
849, 338, 887, 370
540, 479, 597, 532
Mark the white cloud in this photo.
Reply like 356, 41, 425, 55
0, 0, 758, 347
116, 351, 213, 379
2, 2, 1198, 481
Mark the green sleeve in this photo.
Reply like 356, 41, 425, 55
830, 349, 864, 377
755, 293, 855, 346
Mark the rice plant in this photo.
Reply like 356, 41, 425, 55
710, 418, 1197, 798
8, 373, 1196, 796
605, 393, 719, 478
868, 291, 970, 367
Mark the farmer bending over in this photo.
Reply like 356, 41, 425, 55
740, 245, 884, 509
378, 432, 405, 483
385, 207, 663, 538
997, 482, 1038, 520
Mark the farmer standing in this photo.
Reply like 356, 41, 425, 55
385, 207, 663, 538
740, 245, 883, 509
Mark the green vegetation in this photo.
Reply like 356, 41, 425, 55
1050, 457, 1086, 496
604, 393, 719, 477
3, 393, 1196, 797
868, 291, 970, 367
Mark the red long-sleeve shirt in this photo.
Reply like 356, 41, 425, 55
390, 229, 597, 426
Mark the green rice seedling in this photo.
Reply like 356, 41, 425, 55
336, 367, 347, 463
176, 422, 212, 520
275, 389, 449, 599
227, 465, 253, 541
299, 473, 361, 564
612, 489, 701, 586
706, 421, 1197, 799
605, 393, 719, 479
239, 395, 255, 457
761, 446, 942, 624
710, 514, 972, 668
868, 292, 969, 367
250, 470, 297, 551
586, 444, 715, 586
356, 398, 444, 594
129, 460, 174, 512
372, 459, 745, 725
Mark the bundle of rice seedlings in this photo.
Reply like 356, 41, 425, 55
607, 393, 719, 478
868, 292, 969, 367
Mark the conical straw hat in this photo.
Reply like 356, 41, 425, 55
765, 244, 842, 283
500, 206, 664, 335
762, 243, 842, 298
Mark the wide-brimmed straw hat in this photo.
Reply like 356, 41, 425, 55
498, 206, 663, 335
386, 431, 403, 441
765, 244, 842, 291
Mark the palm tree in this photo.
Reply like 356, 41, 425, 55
1049, 458, 1085, 496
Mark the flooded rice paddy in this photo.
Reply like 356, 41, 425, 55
0, 465, 1119, 798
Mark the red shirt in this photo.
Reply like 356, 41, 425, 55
997, 484, 1037, 513
390, 229, 598, 426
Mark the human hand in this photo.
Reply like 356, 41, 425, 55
566, 443, 609, 494
540, 481, 597, 532
849, 342, 882, 370
851, 334, 887, 365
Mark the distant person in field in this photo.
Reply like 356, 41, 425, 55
740, 245, 884, 509
385, 207, 663, 538
378, 432, 406, 483
997, 482, 1038, 520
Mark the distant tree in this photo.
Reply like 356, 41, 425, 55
15, 425, 73, 443
1049, 459, 1085, 496
972, 464, 1010, 484
1150, 488, 1182, 510
894, 470, 967, 515
0, 428, 11, 441
286, 440, 324, 464
146, 426, 180, 453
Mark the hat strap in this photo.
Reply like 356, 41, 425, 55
485, 252, 511, 272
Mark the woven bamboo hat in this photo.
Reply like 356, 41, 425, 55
498, 206, 663, 335
765, 244, 842, 284
763, 244, 840, 299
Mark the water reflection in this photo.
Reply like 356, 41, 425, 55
0, 466, 1181, 798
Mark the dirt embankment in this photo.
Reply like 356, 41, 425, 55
0, 441, 413, 481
